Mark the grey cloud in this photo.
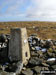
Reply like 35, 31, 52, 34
26, 0, 56, 21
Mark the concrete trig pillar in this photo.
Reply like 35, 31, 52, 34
9, 28, 30, 65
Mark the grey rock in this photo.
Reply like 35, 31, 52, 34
37, 51, 43, 56
52, 65, 56, 70
33, 66, 49, 75
29, 58, 42, 66
0, 65, 2, 70
42, 63, 49, 67
41, 67, 49, 71
22, 69, 33, 75
33, 66, 41, 73
0, 71, 16, 75
47, 52, 53, 57
0, 71, 9, 75
46, 61, 55, 65
31, 51, 39, 57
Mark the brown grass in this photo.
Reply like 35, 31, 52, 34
0, 21, 56, 40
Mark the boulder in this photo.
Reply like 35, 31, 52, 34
21, 68, 33, 75
52, 65, 56, 70
47, 52, 53, 57
0, 71, 9, 75
42, 63, 49, 67
31, 51, 39, 57
29, 58, 42, 66
33, 66, 41, 73
41, 67, 49, 71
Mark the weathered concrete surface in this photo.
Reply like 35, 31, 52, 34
9, 28, 30, 65
21, 28, 30, 65
9, 28, 22, 61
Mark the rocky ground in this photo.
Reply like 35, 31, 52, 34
0, 34, 56, 75
20, 35, 56, 75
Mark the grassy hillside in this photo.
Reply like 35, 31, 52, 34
0, 21, 56, 40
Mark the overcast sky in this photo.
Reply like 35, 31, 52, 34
0, 0, 56, 22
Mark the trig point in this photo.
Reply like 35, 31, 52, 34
9, 28, 30, 65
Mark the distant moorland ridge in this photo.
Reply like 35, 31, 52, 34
0, 21, 56, 40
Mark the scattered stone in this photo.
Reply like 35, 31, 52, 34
46, 58, 56, 65
47, 58, 56, 62
0, 71, 9, 75
31, 47, 35, 50
41, 67, 49, 71
21, 68, 33, 75
33, 66, 41, 73
52, 65, 56, 70
48, 48, 53, 53
35, 46, 41, 51
47, 51, 53, 57
31, 51, 39, 57
22, 67, 26, 70
29, 58, 42, 66
41, 48, 47, 53
0, 32, 56, 74
37, 51, 43, 58
42, 63, 49, 67
0, 65, 2, 70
